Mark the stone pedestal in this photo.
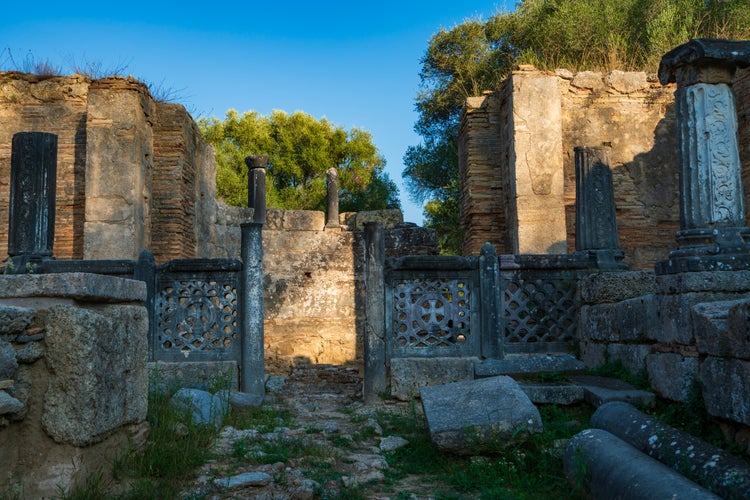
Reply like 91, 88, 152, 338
657, 39, 750, 274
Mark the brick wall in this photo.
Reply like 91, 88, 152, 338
0, 73, 89, 260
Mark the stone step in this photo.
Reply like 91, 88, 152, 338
567, 374, 655, 408
474, 353, 585, 378
518, 382, 585, 405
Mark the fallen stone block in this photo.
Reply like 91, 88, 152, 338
564, 428, 720, 499
591, 401, 750, 499
420, 376, 543, 454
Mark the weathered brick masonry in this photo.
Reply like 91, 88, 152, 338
460, 67, 750, 270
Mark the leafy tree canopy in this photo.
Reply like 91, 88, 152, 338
405, 0, 750, 254
199, 109, 400, 212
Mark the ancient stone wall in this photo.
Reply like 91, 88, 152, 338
0, 273, 148, 499
0, 72, 215, 263
461, 66, 750, 270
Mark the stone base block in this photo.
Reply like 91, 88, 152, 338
518, 382, 584, 405
567, 375, 655, 408
390, 357, 476, 401
645, 353, 699, 402
474, 354, 584, 378
148, 361, 239, 392
700, 357, 750, 425
578, 270, 655, 304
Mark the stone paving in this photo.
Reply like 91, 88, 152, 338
183, 363, 432, 500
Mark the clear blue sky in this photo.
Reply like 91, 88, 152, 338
2, 1, 510, 224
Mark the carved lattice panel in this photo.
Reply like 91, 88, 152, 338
502, 276, 577, 346
392, 278, 471, 351
156, 279, 238, 359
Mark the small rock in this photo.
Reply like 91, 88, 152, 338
321, 420, 340, 434
379, 435, 409, 452
365, 417, 383, 435
230, 390, 264, 408
266, 375, 287, 392
213, 471, 272, 489
341, 470, 385, 487
0, 340, 18, 379
290, 479, 318, 500
14, 342, 43, 364
0, 390, 24, 415
172, 422, 189, 438
170, 388, 229, 429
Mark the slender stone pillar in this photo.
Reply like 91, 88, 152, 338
364, 222, 386, 403
7, 132, 58, 273
325, 167, 340, 228
574, 146, 626, 270
479, 242, 503, 359
245, 155, 268, 224
657, 39, 750, 273
240, 222, 265, 397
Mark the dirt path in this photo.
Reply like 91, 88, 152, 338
186, 363, 445, 500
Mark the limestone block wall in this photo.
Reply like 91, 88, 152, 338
460, 67, 750, 270
0, 273, 148, 499
217, 207, 439, 373
579, 271, 750, 452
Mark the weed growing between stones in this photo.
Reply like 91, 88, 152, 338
376, 401, 591, 499
109, 374, 221, 498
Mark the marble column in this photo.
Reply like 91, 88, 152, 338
657, 39, 750, 273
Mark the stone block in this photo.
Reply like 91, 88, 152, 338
0, 273, 146, 303
571, 71, 604, 91
281, 210, 325, 231
420, 376, 543, 454
652, 292, 735, 345
518, 382, 584, 405
578, 270, 654, 304
579, 296, 655, 342
700, 357, 750, 425
42, 304, 148, 446
148, 360, 239, 392
646, 353, 699, 402
390, 357, 476, 401
693, 299, 750, 358
0, 305, 35, 337
474, 354, 584, 377
170, 388, 229, 429
606, 70, 648, 94
353, 210, 403, 231
567, 375, 655, 407
605, 343, 652, 375
656, 270, 750, 295
579, 340, 607, 368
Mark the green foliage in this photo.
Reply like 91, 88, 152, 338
405, 0, 750, 254
199, 110, 400, 212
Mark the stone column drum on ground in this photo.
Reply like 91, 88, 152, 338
657, 39, 750, 273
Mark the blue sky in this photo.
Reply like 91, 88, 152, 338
2, 1, 510, 224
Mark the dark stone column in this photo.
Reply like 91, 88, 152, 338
479, 242, 503, 359
657, 39, 750, 273
574, 145, 626, 270
364, 221, 386, 403
240, 222, 265, 397
6, 132, 58, 273
134, 249, 156, 361
245, 155, 267, 224
326, 167, 340, 228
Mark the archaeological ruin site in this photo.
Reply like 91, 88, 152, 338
2, 39, 750, 498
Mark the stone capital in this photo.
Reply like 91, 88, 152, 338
659, 39, 750, 86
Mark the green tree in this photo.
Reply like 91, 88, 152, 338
199, 110, 400, 212
405, 0, 750, 254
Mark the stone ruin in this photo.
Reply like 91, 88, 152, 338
2, 38, 750, 498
